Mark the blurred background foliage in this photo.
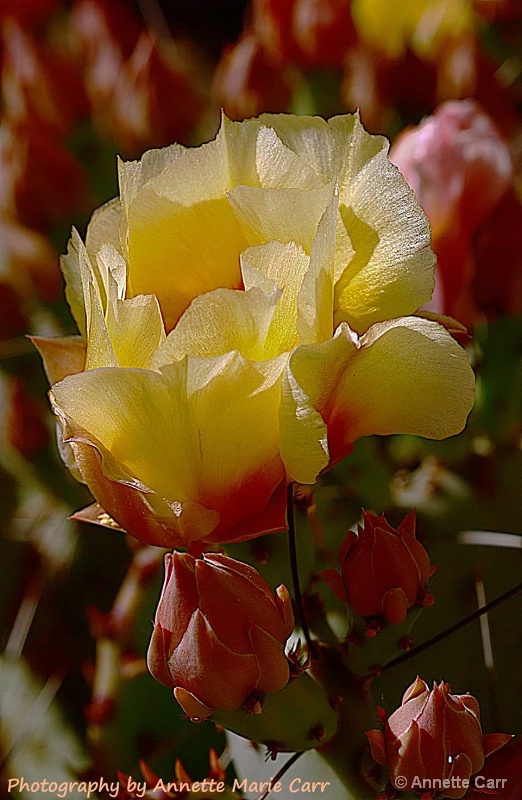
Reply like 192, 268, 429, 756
0, 1, 521, 798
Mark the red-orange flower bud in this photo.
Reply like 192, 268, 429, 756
292, 0, 356, 69
147, 552, 294, 719
212, 34, 291, 121
322, 510, 434, 628
367, 678, 512, 799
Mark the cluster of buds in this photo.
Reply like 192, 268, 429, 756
366, 677, 512, 799
322, 510, 435, 635
147, 552, 295, 720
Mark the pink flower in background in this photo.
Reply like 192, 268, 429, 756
391, 99, 522, 325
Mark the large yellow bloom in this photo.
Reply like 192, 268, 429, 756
37, 113, 474, 548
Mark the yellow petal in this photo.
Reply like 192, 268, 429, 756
125, 192, 247, 332
85, 277, 117, 370
152, 286, 280, 365
51, 352, 286, 538
332, 115, 435, 332
94, 243, 166, 369
286, 317, 474, 468
227, 180, 335, 254
85, 198, 122, 262
297, 195, 336, 345
240, 241, 309, 356
120, 128, 249, 331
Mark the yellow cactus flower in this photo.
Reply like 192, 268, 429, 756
37, 113, 475, 549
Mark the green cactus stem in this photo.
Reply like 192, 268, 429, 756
211, 673, 338, 755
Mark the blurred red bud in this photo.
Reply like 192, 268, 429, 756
292, 0, 356, 68
1, 19, 87, 134
213, 33, 291, 120
0, 121, 89, 231
0, 217, 60, 301
107, 32, 203, 155
0, 0, 61, 26
5, 377, 49, 457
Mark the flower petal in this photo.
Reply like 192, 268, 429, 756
287, 317, 474, 467
227, 180, 335, 253
152, 286, 280, 365
51, 352, 286, 540
240, 241, 309, 356
333, 118, 435, 331
120, 128, 250, 330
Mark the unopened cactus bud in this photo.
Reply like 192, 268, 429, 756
322, 510, 435, 632
147, 552, 294, 719
367, 677, 512, 799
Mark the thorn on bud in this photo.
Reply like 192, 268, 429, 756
244, 691, 264, 716
365, 619, 381, 638
264, 741, 284, 760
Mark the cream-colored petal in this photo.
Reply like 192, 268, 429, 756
60, 229, 88, 338
96, 243, 126, 301
151, 286, 279, 365
227, 180, 335, 253
240, 241, 309, 356
328, 112, 386, 190
297, 194, 336, 345
61, 229, 118, 370
255, 126, 322, 190
279, 364, 329, 485
261, 112, 434, 332
220, 113, 263, 187
332, 119, 435, 331
258, 114, 338, 182
85, 279, 117, 370
118, 143, 185, 210
85, 198, 122, 262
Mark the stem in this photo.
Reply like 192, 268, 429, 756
312, 645, 378, 799
287, 482, 314, 655
378, 578, 522, 675
257, 752, 303, 800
